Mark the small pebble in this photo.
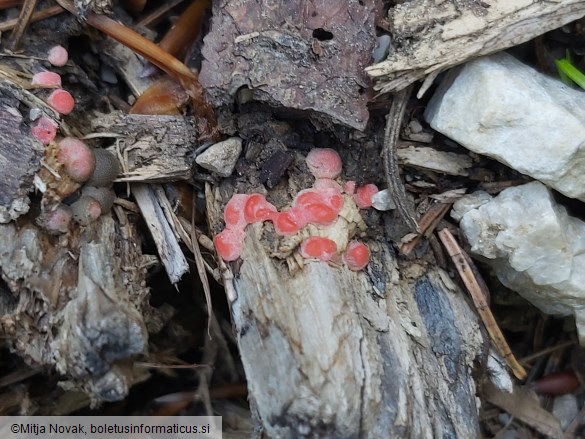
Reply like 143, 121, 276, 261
372, 35, 391, 63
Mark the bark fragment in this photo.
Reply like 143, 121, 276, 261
200, 0, 380, 130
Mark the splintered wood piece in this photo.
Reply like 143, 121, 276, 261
0, 87, 43, 223
438, 228, 527, 380
382, 84, 419, 232
132, 183, 189, 284
0, 4, 64, 32
0, 216, 151, 402
8, 0, 38, 50
483, 382, 563, 439
207, 184, 484, 437
400, 201, 451, 255
366, 0, 585, 94
55, 0, 195, 81
90, 112, 196, 182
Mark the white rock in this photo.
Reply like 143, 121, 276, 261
457, 182, 585, 344
552, 394, 578, 430
195, 137, 242, 177
371, 189, 396, 211
450, 191, 491, 222
425, 52, 585, 201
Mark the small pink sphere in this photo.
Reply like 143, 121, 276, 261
47, 89, 75, 115
57, 137, 96, 182
244, 193, 277, 223
300, 236, 338, 262
31, 71, 62, 88
293, 189, 343, 226
354, 184, 379, 209
343, 241, 370, 271
306, 148, 342, 179
343, 180, 356, 195
223, 194, 250, 229
40, 205, 72, 234
71, 196, 102, 225
47, 45, 68, 67
31, 116, 58, 145
273, 210, 305, 236
214, 228, 246, 261
313, 178, 342, 193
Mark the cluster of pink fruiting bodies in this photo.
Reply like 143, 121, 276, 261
30, 45, 74, 145
29, 46, 120, 232
214, 148, 379, 271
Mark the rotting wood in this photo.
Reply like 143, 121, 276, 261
0, 84, 43, 223
0, 215, 152, 402
132, 183, 189, 285
367, 0, 585, 94
483, 382, 563, 439
208, 186, 485, 438
89, 112, 196, 182
199, 0, 380, 130
397, 144, 473, 176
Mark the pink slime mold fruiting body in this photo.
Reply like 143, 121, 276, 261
47, 45, 68, 66
223, 194, 250, 229
344, 241, 370, 271
306, 148, 342, 179
354, 184, 379, 209
313, 178, 342, 193
57, 137, 96, 182
214, 228, 246, 262
343, 180, 356, 195
47, 89, 75, 115
300, 236, 338, 261
292, 189, 343, 226
31, 71, 62, 87
71, 196, 102, 225
39, 205, 72, 234
273, 210, 305, 236
31, 116, 58, 145
244, 194, 277, 223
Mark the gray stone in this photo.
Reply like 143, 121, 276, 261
552, 394, 578, 430
456, 182, 585, 344
195, 137, 242, 177
451, 191, 491, 222
425, 52, 585, 201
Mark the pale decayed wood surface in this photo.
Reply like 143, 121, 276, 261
209, 188, 485, 438
0, 215, 151, 402
367, 0, 585, 94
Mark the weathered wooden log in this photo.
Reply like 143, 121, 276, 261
208, 184, 485, 438
0, 82, 43, 223
367, 0, 585, 94
200, 0, 379, 130
0, 210, 151, 402
90, 113, 197, 183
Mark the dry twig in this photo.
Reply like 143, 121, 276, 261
438, 228, 527, 380
382, 84, 419, 232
